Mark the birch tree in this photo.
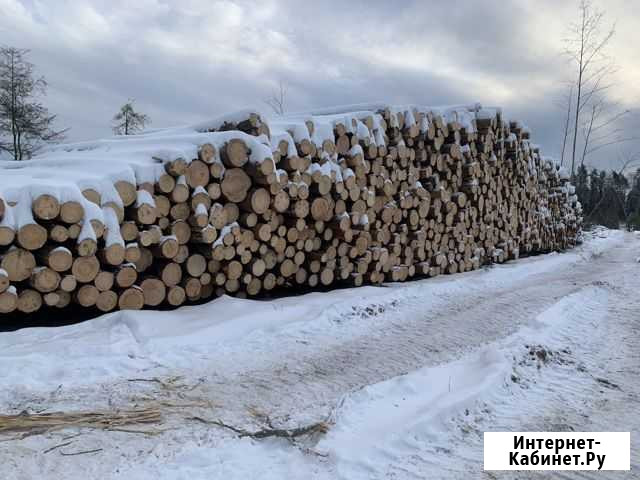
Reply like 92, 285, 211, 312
563, 0, 616, 177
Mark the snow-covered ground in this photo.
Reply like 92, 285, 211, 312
1, 229, 638, 479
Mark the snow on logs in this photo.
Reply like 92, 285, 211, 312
0, 104, 582, 315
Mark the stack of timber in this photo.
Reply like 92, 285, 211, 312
0, 103, 582, 315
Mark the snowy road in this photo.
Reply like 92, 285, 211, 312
1, 229, 638, 479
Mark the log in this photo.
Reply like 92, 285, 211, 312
241, 188, 271, 214
0, 288, 17, 313
76, 284, 99, 307
43, 291, 60, 307
118, 286, 145, 310
1, 249, 36, 282
167, 285, 186, 306
38, 246, 73, 272
30, 267, 61, 293
96, 290, 118, 312
17, 223, 47, 251
141, 277, 166, 306
186, 254, 207, 277
72, 256, 100, 283
221, 168, 252, 203
186, 160, 210, 188
60, 201, 84, 224
0, 269, 8, 293
94, 271, 115, 291
115, 264, 138, 288
17, 289, 42, 313
59, 274, 77, 292
32, 194, 60, 221
222, 139, 249, 168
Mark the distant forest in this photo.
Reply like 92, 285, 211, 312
574, 165, 640, 230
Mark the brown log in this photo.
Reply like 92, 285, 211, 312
240, 188, 271, 214
71, 256, 100, 283
101, 243, 126, 266
0, 220, 15, 246
37, 246, 73, 272
182, 277, 202, 299
77, 237, 98, 257
167, 285, 186, 306
159, 262, 182, 286
59, 274, 77, 292
172, 176, 190, 203
60, 201, 84, 224
141, 277, 166, 306
171, 220, 192, 245
0, 288, 17, 313
153, 236, 179, 259
75, 284, 99, 307
0, 269, 8, 293
198, 143, 217, 164
118, 286, 145, 310
1, 248, 36, 282
17, 289, 42, 313
120, 221, 139, 242
43, 291, 60, 307
55, 290, 72, 308
221, 168, 251, 203
96, 290, 118, 312
94, 271, 115, 291
222, 138, 249, 168
32, 194, 60, 220
115, 264, 138, 288
125, 243, 141, 263
114, 181, 137, 207
17, 223, 47, 250
30, 267, 61, 293
186, 160, 210, 188
165, 157, 188, 177
186, 254, 207, 277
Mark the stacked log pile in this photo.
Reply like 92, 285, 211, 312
0, 104, 582, 315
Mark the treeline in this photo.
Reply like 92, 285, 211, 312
574, 164, 640, 230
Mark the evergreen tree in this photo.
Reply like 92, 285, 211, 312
626, 169, 640, 230
112, 99, 150, 135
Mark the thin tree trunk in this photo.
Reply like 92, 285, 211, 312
560, 86, 573, 167
570, 71, 583, 178
10, 54, 18, 161
16, 129, 22, 161
580, 105, 595, 168
570, 11, 587, 179
11, 122, 18, 161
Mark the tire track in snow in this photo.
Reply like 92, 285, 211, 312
315, 285, 614, 479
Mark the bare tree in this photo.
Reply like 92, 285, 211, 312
579, 97, 633, 166
0, 46, 67, 160
563, 0, 616, 177
112, 99, 150, 135
264, 81, 286, 115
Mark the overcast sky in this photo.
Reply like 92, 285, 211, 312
1, 0, 639, 169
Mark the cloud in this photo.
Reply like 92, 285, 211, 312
0, 0, 637, 168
